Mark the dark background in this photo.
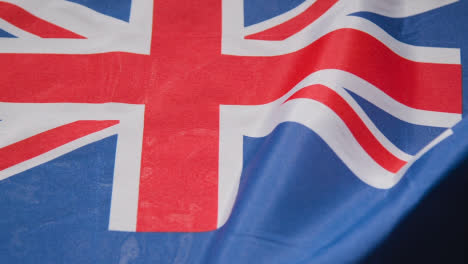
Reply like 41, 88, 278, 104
362, 156, 467, 263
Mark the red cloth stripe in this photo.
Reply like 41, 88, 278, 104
286, 84, 407, 173
0, 120, 119, 171
0, 2, 85, 38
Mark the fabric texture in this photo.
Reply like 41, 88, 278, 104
0, 0, 467, 263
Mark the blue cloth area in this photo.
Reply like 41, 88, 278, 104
350, 10, 459, 48
66, 0, 132, 22
1, 119, 468, 263
346, 89, 446, 155
0, 28, 16, 38
244, 0, 306, 26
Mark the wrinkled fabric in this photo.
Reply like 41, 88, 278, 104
1, 0, 467, 263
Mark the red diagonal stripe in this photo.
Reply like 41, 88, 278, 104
0, 120, 119, 171
286, 84, 407, 173
0, 2, 85, 38
245, 0, 339, 40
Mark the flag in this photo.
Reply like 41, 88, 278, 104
0, 0, 467, 263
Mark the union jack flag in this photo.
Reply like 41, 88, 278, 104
0, 1, 466, 263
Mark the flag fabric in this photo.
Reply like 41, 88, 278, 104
0, 0, 467, 263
